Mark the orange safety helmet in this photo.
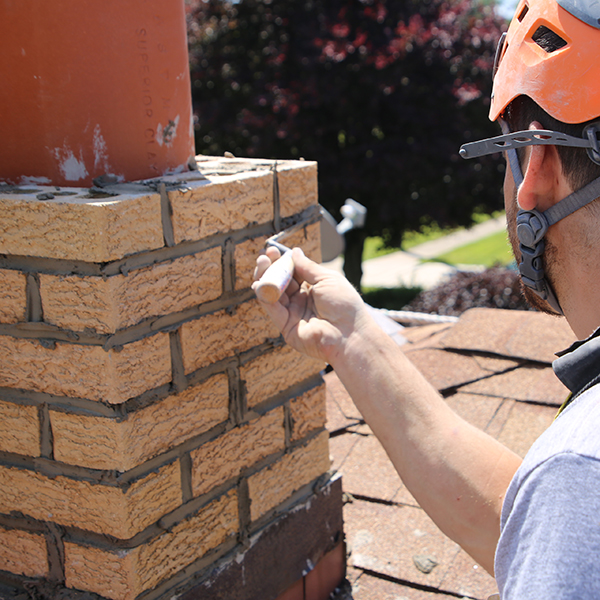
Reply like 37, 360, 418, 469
461, 0, 600, 167
491, 0, 600, 124
459, 0, 600, 316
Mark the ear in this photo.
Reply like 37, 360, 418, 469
516, 121, 566, 211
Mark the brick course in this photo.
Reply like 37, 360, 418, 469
0, 461, 181, 538
0, 333, 172, 404
40, 248, 222, 333
235, 236, 268, 292
277, 161, 318, 219
191, 407, 285, 497
241, 345, 324, 409
52, 374, 229, 471
170, 169, 273, 244
64, 490, 238, 600
180, 300, 280, 374
248, 430, 330, 521
289, 383, 327, 443
0, 191, 164, 262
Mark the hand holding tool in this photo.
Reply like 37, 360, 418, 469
253, 210, 322, 303
254, 243, 295, 303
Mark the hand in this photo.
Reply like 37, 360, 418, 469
252, 247, 371, 363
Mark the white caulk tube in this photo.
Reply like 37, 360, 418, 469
254, 250, 295, 303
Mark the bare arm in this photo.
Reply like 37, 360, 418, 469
253, 248, 521, 573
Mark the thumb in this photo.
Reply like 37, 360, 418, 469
291, 247, 331, 285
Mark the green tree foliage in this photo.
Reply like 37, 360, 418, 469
187, 0, 507, 288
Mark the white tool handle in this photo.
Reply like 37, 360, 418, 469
254, 250, 295, 303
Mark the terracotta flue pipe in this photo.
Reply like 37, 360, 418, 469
0, 0, 195, 187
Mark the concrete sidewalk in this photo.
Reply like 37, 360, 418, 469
323, 214, 508, 290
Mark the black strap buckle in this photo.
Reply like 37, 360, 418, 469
584, 123, 600, 165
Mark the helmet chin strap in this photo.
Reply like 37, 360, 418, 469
508, 145, 600, 315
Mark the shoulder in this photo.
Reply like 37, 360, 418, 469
495, 385, 600, 599
496, 452, 600, 599
511, 384, 600, 487
502, 385, 600, 524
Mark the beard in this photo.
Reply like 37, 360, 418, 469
505, 192, 562, 316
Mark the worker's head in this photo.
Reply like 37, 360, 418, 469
460, 0, 600, 316
492, 0, 600, 187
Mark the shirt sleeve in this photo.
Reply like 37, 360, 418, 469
496, 452, 600, 600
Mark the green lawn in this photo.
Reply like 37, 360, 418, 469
432, 230, 514, 268
362, 237, 400, 261
362, 211, 505, 262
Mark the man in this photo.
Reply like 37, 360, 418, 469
254, 0, 600, 597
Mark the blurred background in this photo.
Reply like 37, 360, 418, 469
185, 0, 528, 314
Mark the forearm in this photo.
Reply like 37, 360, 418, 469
253, 250, 520, 572
330, 313, 522, 574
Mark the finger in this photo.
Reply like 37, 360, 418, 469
279, 290, 291, 308
284, 276, 301, 297
256, 289, 291, 332
253, 245, 284, 281
254, 250, 296, 304
265, 246, 282, 261
253, 254, 273, 281
291, 247, 332, 286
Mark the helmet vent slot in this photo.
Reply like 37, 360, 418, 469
532, 25, 568, 52
517, 4, 529, 21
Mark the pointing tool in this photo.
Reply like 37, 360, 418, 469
254, 224, 305, 304
254, 199, 367, 303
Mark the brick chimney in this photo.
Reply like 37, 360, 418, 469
0, 157, 344, 600
0, 2, 344, 598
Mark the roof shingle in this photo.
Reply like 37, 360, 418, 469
439, 308, 575, 363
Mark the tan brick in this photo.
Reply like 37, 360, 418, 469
170, 169, 273, 244
0, 461, 181, 538
289, 383, 327, 443
235, 235, 268, 291
0, 190, 163, 261
65, 490, 238, 600
241, 344, 324, 409
285, 222, 322, 263
191, 407, 285, 497
180, 300, 280, 374
52, 374, 229, 471
0, 333, 171, 404
40, 248, 222, 334
277, 161, 318, 219
0, 401, 39, 456
0, 525, 48, 578
248, 430, 330, 521
0, 269, 27, 323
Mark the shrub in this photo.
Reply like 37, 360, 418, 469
404, 266, 532, 316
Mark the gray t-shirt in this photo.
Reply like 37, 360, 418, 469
495, 385, 600, 598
